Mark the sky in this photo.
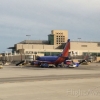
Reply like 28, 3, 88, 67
0, 0, 100, 52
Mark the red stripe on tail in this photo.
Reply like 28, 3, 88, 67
54, 39, 70, 64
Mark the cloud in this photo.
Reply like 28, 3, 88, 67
0, 0, 100, 51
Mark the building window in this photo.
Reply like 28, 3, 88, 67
63, 38, 65, 41
97, 43, 100, 47
26, 51, 28, 54
81, 45, 87, 47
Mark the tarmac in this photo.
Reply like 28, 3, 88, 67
0, 63, 100, 100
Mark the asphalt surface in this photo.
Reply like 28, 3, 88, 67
0, 63, 100, 100
0, 63, 100, 83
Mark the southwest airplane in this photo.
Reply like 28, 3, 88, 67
32, 39, 70, 67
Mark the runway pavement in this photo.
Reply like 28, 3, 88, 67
0, 63, 100, 100
0, 63, 100, 79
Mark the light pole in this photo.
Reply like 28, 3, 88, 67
26, 35, 31, 62
78, 38, 81, 42
77, 38, 81, 56
26, 35, 31, 43
26, 35, 31, 48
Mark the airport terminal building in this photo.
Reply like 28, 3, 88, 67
8, 30, 100, 58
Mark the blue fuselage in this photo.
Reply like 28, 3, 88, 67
37, 56, 59, 62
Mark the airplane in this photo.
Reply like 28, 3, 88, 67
31, 39, 70, 68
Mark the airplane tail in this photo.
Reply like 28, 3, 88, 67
55, 39, 70, 65
61, 39, 70, 57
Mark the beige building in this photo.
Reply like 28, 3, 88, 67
8, 30, 100, 57
70, 41, 100, 56
48, 30, 68, 45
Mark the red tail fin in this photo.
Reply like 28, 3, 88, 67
54, 39, 70, 65
62, 39, 70, 57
